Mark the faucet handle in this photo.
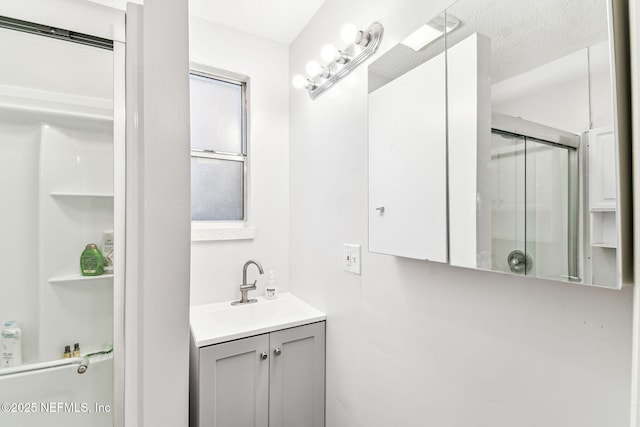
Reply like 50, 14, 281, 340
240, 280, 257, 290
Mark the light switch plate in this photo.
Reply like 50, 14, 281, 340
343, 244, 361, 274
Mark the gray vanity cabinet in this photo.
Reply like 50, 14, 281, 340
269, 322, 326, 427
195, 334, 269, 427
190, 321, 325, 427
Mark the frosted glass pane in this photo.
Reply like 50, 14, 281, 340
191, 158, 244, 221
190, 74, 243, 154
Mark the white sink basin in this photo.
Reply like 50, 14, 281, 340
190, 292, 326, 347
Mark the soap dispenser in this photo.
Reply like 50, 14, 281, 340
264, 271, 279, 299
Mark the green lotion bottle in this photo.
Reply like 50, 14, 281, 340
80, 244, 104, 276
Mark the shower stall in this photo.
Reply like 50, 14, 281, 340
488, 115, 580, 282
0, 8, 124, 427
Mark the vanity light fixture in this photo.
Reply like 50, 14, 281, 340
292, 21, 384, 100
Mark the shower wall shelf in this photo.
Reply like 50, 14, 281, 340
0, 85, 113, 123
48, 274, 113, 285
50, 191, 114, 198
590, 210, 617, 248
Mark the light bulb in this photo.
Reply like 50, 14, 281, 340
292, 74, 306, 89
305, 60, 322, 77
321, 44, 337, 62
341, 23, 358, 44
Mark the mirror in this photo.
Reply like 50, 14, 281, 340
445, 0, 630, 288
367, 0, 630, 288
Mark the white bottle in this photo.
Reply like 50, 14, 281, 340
264, 271, 279, 299
1, 321, 22, 368
102, 229, 114, 274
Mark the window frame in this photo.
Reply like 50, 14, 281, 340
189, 62, 254, 241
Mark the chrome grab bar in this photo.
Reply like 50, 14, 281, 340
0, 356, 90, 376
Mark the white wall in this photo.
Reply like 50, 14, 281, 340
492, 40, 612, 135
492, 49, 591, 134
290, 1, 633, 426
189, 18, 290, 305
0, 119, 41, 364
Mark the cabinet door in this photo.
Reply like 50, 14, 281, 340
269, 322, 325, 427
198, 334, 269, 427
368, 50, 447, 261
588, 127, 616, 211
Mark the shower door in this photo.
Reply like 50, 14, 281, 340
490, 129, 578, 281
0, 11, 125, 427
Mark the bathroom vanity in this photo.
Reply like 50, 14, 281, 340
189, 293, 326, 427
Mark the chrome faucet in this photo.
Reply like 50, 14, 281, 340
231, 260, 264, 305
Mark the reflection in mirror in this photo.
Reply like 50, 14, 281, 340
446, 0, 630, 288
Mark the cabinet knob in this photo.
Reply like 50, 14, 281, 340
274, 348, 282, 356
260, 352, 268, 360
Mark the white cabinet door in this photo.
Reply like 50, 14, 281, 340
447, 33, 492, 269
588, 127, 616, 211
368, 49, 447, 261
269, 322, 325, 427
197, 334, 270, 427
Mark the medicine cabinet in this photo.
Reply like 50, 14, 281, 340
367, 0, 631, 288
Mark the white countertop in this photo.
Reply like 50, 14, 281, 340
190, 292, 326, 347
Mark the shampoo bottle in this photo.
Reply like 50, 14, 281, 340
80, 243, 104, 276
1, 321, 22, 367
101, 230, 114, 274
264, 271, 279, 299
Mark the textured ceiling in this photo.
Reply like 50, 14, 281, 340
188, 0, 326, 45
447, 0, 608, 82
370, 0, 609, 87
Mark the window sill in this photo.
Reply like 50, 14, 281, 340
191, 222, 256, 242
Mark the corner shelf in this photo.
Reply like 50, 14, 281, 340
50, 192, 114, 198
48, 274, 113, 285
592, 242, 616, 249
590, 210, 617, 249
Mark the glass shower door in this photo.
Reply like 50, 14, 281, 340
490, 131, 527, 274
490, 130, 578, 280
524, 137, 578, 281
0, 15, 123, 427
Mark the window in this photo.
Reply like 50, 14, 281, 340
189, 66, 252, 240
